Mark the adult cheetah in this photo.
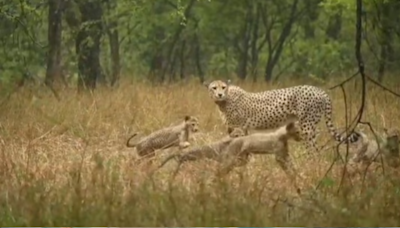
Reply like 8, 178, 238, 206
203, 79, 360, 153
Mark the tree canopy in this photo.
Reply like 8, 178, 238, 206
0, 0, 399, 90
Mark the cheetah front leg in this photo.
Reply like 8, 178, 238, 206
275, 148, 302, 194
178, 130, 192, 149
171, 151, 205, 179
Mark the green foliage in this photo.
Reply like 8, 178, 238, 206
0, 0, 46, 84
208, 50, 237, 76
287, 39, 354, 77
320, 176, 335, 188
0, 169, 399, 226
320, 0, 356, 13
0, 0, 400, 85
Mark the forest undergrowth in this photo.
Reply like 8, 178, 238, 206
0, 76, 399, 226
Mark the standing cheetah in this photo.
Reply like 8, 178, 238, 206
203, 80, 360, 153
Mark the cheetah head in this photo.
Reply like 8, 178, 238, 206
383, 127, 399, 157
203, 80, 231, 102
228, 127, 248, 138
184, 115, 200, 133
285, 121, 302, 142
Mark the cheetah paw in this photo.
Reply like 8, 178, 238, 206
179, 141, 191, 149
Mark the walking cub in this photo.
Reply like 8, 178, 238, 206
218, 121, 302, 189
126, 115, 199, 159
350, 128, 400, 168
158, 127, 248, 173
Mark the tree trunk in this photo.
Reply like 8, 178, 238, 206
264, 0, 299, 82
45, 0, 66, 88
236, 3, 253, 80
179, 40, 186, 80
148, 2, 166, 83
108, 21, 120, 87
104, 0, 120, 87
76, 0, 103, 91
161, 0, 196, 81
193, 33, 204, 83
325, 11, 342, 40
377, 1, 395, 82
250, 3, 261, 82
302, 0, 320, 39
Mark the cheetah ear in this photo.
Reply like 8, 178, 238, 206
383, 127, 389, 135
184, 115, 191, 121
225, 79, 231, 85
202, 81, 209, 88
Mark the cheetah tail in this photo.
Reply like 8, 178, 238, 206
158, 154, 181, 169
126, 133, 140, 148
324, 98, 360, 144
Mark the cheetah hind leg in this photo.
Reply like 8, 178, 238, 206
299, 122, 320, 156
171, 161, 184, 180
135, 153, 157, 173
217, 153, 249, 178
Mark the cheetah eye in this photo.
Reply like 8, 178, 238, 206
212, 86, 217, 90
221, 86, 226, 90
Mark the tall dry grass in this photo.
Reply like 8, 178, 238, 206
0, 76, 399, 226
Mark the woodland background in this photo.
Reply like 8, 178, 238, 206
0, 0, 400, 226
0, 0, 399, 90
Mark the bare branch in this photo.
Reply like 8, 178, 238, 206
366, 75, 400, 98
324, 0, 400, 194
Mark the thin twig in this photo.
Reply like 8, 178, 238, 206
319, 0, 367, 193
328, 0, 367, 144
324, 0, 400, 195
366, 75, 400, 98
337, 84, 352, 193
329, 71, 359, 90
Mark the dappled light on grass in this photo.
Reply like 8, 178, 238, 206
0, 78, 400, 226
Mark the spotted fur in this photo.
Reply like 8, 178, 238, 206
126, 115, 199, 158
203, 80, 360, 153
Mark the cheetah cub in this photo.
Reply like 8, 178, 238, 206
218, 121, 302, 188
157, 127, 248, 175
349, 128, 400, 168
126, 115, 200, 159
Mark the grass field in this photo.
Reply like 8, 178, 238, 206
0, 76, 400, 226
